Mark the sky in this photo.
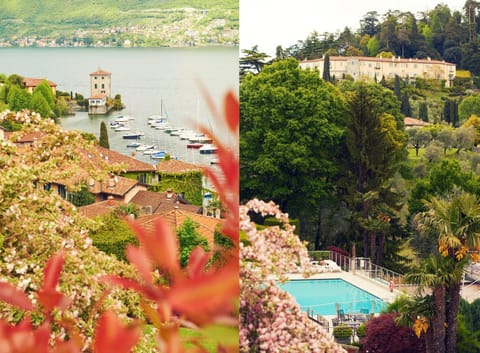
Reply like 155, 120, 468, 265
240, 0, 464, 57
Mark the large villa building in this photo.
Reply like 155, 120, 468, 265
299, 56, 456, 87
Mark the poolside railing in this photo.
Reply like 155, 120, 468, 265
308, 251, 417, 291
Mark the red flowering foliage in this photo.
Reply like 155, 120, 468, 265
0, 91, 239, 352
360, 313, 425, 353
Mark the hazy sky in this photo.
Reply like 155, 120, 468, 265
240, 0, 464, 56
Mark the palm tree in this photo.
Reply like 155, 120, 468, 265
411, 193, 480, 353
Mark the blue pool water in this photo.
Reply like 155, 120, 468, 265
279, 279, 386, 316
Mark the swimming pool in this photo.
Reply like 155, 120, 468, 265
279, 279, 386, 316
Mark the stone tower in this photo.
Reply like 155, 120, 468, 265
89, 69, 111, 98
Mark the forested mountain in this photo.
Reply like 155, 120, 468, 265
271, 1, 480, 75
0, 0, 238, 47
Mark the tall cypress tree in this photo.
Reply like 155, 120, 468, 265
322, 54, 331, 82
99, 121, 110, 149
400, 91, 411, 116
419, 101, 429, 122
394, 75, 401, 101
444, 99, 451, 124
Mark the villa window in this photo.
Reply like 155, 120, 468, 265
95, 76, 98, 79
58, 185, 67, 199
94, 83, 98, 89
137, 174, 147, 184
101, 76, 104, 79
44, 183, 51, 191
102, 83, 105, 89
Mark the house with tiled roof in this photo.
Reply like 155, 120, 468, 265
88, 173, 147, 203
136, 209, 222, 247
23, 78, 57, 95
130, 189, 202, 215
154, 159, 205, 206
77, 198, 123, 218
404, 117, 431, 129
95, 146, 158, 184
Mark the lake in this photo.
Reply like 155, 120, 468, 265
0, 47, 238, 165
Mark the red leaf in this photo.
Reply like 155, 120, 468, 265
169, 263, 239, 324
223, 90, 239, 134
186, 247, 210, 279
93, 311, 141, 353
0, 282, 35, 311
101, 275, 163, 301
42, 251, 66, 291
126, 245, 153, 285
133, 219, 180, 274
37, 289, 72, 312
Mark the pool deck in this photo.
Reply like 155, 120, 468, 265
287, 271, 398, 303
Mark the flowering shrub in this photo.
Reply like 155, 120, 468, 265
0, 90, 239, 352
240, 199, 346, 353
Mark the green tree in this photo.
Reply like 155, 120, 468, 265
322, 54, 331, 82
401, 91, 411, 116
176, 218, 209, 267
240, 58, 345, 238
8, 86, 31, 112
394, 75, 401, 101
437, 127, 456, 155
340, 81, 406, 258
419, 101, 429, 122
409, 193, 480, 353
459, 95, 480, 122
30, 91, 52, 118
33, 80, 55, 110
367, 36, 380, 56
99, 121, 110, 149
240, 45, 270, 77
407, 127, 431, 156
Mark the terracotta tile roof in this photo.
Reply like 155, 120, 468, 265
95, 146, 156, 173
156, 159, 204, 174
404, 117, 430, 127
130, 190, 201, 215
23, 77, 57, 88
91, 175, 139, 197
136, 210, 222, 245
6, 131, 45, 144
90, 70, 111, 76
78, 199, 123, 218
302, 56, 455, 66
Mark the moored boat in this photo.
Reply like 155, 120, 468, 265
150, 151, 166, 159
199, 144, 218, 155
136, 144, 155, 151
187, 142, 203, 149
122, 132, 144, 139
126, 141, 141, 148
115, 126, 131, 132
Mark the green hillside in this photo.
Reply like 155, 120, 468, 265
0, 0, 238, 47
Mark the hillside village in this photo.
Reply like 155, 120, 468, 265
0, 110, 223, 250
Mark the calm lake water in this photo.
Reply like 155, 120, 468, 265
0, 47, 238, 165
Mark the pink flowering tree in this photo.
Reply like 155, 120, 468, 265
240, 199, 346, 352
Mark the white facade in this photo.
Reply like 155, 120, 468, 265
300, 56, 456, 87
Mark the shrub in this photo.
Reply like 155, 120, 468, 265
333, 324, 353, 339
264, 216, 300, 234
90, 212, 138, 261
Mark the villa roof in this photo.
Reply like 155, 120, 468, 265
91, 175, 139, 197
404, 117, 430, 127
136, 209, 221, 245
5, 131, 45, 144
130, 190, 200, 215
301, 55, 456, 66
90, 70, 111, 76
95, 146, 156, 173
23, 77, 57, 88
156, 159, 204, 174
78, 199, 123, 218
